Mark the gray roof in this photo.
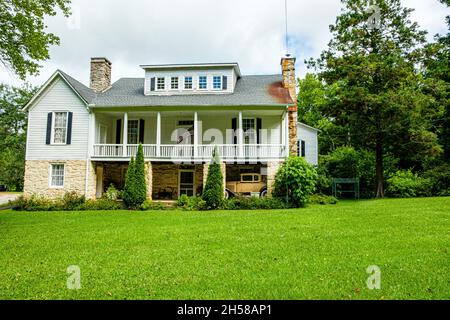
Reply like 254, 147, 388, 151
56, 72, 294, 107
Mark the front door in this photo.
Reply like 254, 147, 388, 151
179, 170, 195, 197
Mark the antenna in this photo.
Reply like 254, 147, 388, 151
284, 0, 289, 55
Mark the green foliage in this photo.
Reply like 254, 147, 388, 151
103, 184, 122, 201
139, 200, 165, 211
421, 162, 450, 196
0, 0, 71, 79
202, 147, 224, 210
79, 199, 124, 211
308, 194, 339, 205
122, 157, 136, 208
221, 196, 290, 210
0, 84, 37, 191
273, 156, 318, 207
386, 170, 432, 198
61, 191, 85, 210
176, 195, 207, 211
134, 144, 147, 204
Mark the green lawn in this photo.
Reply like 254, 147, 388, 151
0, 197, 449, 300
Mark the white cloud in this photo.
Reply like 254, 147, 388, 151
0, 0, 447, 87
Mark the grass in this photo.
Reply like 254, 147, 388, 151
0, 197, 449, 300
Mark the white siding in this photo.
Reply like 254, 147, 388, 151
26, 78, 90, 160
297, 124, 319, 166
144, 68, 236, 95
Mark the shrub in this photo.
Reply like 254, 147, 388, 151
140, 200, 167, 211
12, 195, 60, 211
421, 163, 450, 196
176, 195, 207, 211
80, 198, 124, 211
273, 156, 318, 207
103, 184, 121, 201
134, 144, 148, 204
202, 147, 224, 210
386, 170, 432, 198
221, 196, 290, 210
308, 194, 338, 205
61, 192, 85, 210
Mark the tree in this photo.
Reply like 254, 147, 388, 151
134, 144, 147, 204
202, 147, 224, 210
0, 0, 71, 79
273, 156, 318, 207
307, 0, 438, 197
122, 157, 136, 209
0, 84, 37, 190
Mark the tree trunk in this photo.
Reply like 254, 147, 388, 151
375, 136, 384, 198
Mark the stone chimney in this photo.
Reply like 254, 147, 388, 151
90, 57, 112, 93
281, 55, 298, 156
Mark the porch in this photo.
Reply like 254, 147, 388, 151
89, 109, 289, 162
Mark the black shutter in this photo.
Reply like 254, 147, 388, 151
232, 118, 237, 144
139, 119, 145, 143
66, 112, 73, 145
222, 76, 228, 90
256, 118, 262, 144
150, 77, 156, 91
46, 112, 52, 145
116, 119, 122, 144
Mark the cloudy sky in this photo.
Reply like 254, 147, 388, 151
0, 0, 448, 87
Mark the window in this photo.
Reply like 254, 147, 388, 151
157, 77, 165, 90
53, 112, 68, 144
184, 76, 193, 89
240, 174, 261, 183
198, 76, 207, 90
171, 77, 179, 90
243, 118, 256, 144
177, 120, 194, 127
179, 170, 195, 196
128, 120, 139, 144
298, 140, 306, 157
213, 76, 222, 89
50, 164, 64, 187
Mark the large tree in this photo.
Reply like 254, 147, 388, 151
0, 84, 37, 190
0, 0, 71, 79
308, 0, 439, 197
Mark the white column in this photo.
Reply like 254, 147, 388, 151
238, 111, 244, 158
193, 111, 198, 159
156, 112, 161, 157
284, 110, 289, 157
123, 112, 128, 157
88, 112, 96, 157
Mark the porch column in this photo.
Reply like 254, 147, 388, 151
123, 112, 128, 157
156, 112, 161, 157
193, 111, 198, 159
238, 111, 244, 158
284, 110, 289, 157
88, 112, 96, 157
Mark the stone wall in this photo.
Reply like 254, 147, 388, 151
281, 56, 298, 156
24, 160, 90, 199
267, 161, 282, 196
90, 57, 112, 93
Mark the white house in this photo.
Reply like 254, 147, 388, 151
22, 56, 318, 200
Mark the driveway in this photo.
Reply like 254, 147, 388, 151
0, 193, 21, 205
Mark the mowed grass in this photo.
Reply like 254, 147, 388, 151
0, 198, 449, 300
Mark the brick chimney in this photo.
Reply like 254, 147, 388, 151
281, 55, 298, 156
90, 57, 112, 93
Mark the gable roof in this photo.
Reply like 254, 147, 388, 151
23, 71, 294, 111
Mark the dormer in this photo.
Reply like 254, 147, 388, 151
140, 63, 241, 96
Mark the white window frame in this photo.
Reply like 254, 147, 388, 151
178, 169, 195, 197
184, 76, 193, 90
49, 163, 65, 188
198, 75, 208, 90
170, 76, 179, 90
51, 111, 69, 145
127, 119, 140, 145
212, 75, 222, 90
156, 77, 166, 91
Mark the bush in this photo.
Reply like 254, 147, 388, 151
202, 147, 224, 210
273, 156, 318, 207
421, 163, 450, 196
12, 195, 60, 211
61, 191, 85, 210
123, 145, 148, 209
221, 196, 290, 210
139, 200, 167, 211
308, 194, 338, 205
176, 195, 207, 211
79, 198, 124, 211
103, 184, 122, 200
386, 170, 432, 198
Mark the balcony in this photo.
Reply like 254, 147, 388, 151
92, 144, 287, 161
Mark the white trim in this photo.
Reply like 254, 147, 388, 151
170, 76, 180, 90
140, 63, 242, 77
156, 77, 166, 91
183, 75, 194, 90
48, 163, 65, 189
212, 75, 222, 91
197, 75, 208, 91
298, 122, 321, 132
50, 111, 69, 145
178, 169, 196, 197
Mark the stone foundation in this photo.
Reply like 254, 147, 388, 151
24, 160, 93, 199
267, 161, 282, 196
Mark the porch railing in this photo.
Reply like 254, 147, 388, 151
92, 144, 287, 160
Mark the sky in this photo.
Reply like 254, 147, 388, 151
0, 0, 448, 87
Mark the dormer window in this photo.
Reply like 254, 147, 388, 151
171, 77, 179, 90
198, 76, 207, 90
184, 76, 193, 89
213, 76, 222, 90
157, 77, 165, 90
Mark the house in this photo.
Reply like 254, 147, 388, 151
22, 55, 319, 200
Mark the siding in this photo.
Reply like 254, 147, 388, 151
297, 124, 319, 165
26, 78, 90, 160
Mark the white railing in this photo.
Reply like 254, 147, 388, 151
93, 144, 286, 160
